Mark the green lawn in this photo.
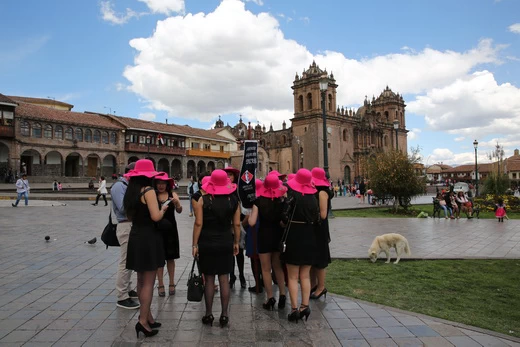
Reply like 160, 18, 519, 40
327, 259, 520, 338
333, 203, 519, 219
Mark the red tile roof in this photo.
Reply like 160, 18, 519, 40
16, 102, 123, 130
8, 95, 73, 109
0, 93, 17, 105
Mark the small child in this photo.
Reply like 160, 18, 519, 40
494, 198, 507, 222
57, 182, 63, 191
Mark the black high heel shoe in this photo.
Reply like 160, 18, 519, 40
278, 295, 286, 309
229, 275, 236, 289
310, 285, 318, 293
135, 322, 158, 338
139, 315, 161, 328
310, 288, 327, 300
288, 308, 300, 323
239, 274, 246, 289
299, 304, 311, 321
262, 297, 276, 310
219, 315, 229, 327
202, 314, 214, 326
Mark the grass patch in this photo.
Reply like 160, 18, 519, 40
333, 204, 518, 219
327, 259, 520, 337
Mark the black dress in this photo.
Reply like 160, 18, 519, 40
280, 190, 319, 266
313, 187, 332, 269
255, 196, 284, 254
198, 194, 239, 275
126, 193, 165, 272
157, 192, 180, 260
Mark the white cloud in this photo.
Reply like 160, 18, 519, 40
100, 1, 141, 25
139, 112, 157, 121
407, 128, 421, 141
244, 0, 264, 5
508, 23, 520, 34
454, 137, 465, 142
138, 0, 185, 15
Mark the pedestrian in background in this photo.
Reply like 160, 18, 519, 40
92, 176, 108, 206
12, 174, 30, 207
187, 175, 199, 217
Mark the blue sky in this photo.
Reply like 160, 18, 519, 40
1, 0, 520, 166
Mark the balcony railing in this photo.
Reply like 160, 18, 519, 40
0, 125, 15, 138
125, 142, 186, 156
187, 148, 230, 159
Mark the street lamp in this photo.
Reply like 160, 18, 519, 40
319, 77, 329, 178
473, 139, 479, 197
393, 119, 399, 151
146, 135, 151, 158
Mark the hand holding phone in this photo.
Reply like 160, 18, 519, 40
162, 199, 172, 208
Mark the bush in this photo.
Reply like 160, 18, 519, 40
474, 195, 520, 213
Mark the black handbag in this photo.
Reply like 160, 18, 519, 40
101, 211, 120, 249
279, 200, 297, 253
187, 258, 204, 302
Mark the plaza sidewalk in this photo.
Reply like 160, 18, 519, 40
0, 199, 519, 346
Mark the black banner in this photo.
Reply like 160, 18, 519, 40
238, 140, 257, 208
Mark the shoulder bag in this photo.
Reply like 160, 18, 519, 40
101, 211, 120, 249
187, 258, 204, 302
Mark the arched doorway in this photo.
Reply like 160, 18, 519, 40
45, 151, 63, 176
102, 155, 117, 177
207, 161, 215, 172
216, 161, 224, 169
0, 142, 10, 182
128, 156, 139, 164
157, 158, 170, 175
20, 149, 42, 176
187, 160, 196, 179
172, 159, 182, 179
344, 165, 351, 184
86, 154, 100, 178
197, 160, 206, 176
65, 153, 83, 177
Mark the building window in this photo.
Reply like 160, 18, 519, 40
328, 143, 331, 149
304, 127, 307, 132
75, 128, 83, 142
102, 131, 109, 144
220, 145, 224, 152
93, 130, 101, 143
513, 173, 517, 179
21, 121, 30, 136
1, 110, 13, 125
307, 93, 312, 109
65, 127, 73, 140
32, 123, 42, 138
298, 95, 304, 112
343, 129, 347, 141
55, 125, 63, 139
85, 129, 92, 142
328, 94, 332, 111
192, 142, 200, 149
44, 124, 53, 138
110, 132, 117, 144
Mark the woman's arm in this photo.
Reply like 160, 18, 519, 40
248, 205, 259, 226
192, 198, 203, 257
319, 190, 328, 220
144, 188, 167, 222
171, 192, 182, 213
232, 205, 241, 256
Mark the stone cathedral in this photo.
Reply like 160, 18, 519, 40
218, 61, 408, 183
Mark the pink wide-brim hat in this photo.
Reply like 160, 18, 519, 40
154, 172, 174, 186
258, 174, 287, 199
255, 178, 264, 197
202, 169, 237, 195
287, 168, 317, 195
223, 166, 240, 181
124, 159, 160, 179
311, 167, 330, 187
287, 173, 296, 181
201, 176, 210, 186
269, 170, 287, 181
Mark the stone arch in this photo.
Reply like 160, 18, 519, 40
216, 161, 224, 169
197, 160, 206, 176
307, 93, 312, 110
172, 159, 182, 179
282, 135, 287, 145
20, 149, 42, 176
157, 158, 170, 175
45, 151, 63, 176
207, 161, 215, 172
343, 129, 348, 141
0, 142, 10, 180
102, 154, 117, 177
328, 94, 333, 111
65, 152, 83, 177
187, 160, 196, 179
344, 165, 351, 184
298, 95, 304, 112
128, 156, 139, 164
86, 153, 101, 177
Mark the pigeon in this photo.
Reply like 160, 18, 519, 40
45, 236, 50, 241
86, 237, 97, 245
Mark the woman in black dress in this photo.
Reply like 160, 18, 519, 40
248, 173, 288, 310
282, 168, 319, 322
192, 169, 241, 327
310, 167, 332, 300
124, 159, 168, 338
154, 173, 182, 297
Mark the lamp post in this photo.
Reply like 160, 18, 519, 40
473, 139, 479, 197
319, 77, 329, 178
146, 135, 151, 158
393, 119, 399, 151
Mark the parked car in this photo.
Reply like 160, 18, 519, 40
453, 182, 470, 193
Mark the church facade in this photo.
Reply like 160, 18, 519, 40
221, 62, 408, 183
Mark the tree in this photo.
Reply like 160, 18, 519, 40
367, 148, 425, 211
483, 143, 510, 195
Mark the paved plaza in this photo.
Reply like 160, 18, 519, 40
0, 198, 519, 346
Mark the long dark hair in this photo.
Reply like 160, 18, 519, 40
124, 176, 153, 220
154, 179, 172, 195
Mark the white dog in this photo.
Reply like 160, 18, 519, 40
368, 233, 411, 264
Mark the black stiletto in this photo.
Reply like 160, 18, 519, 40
229, 274, 236, 288
219, 315, 229, 327
310, 288, 327, 300
262, 297, 276, 310
299, 304, 311, 321
278, 295, 286, 309
288, 308, 300, 322
202, 314, 214, 326
310, 285, 318, 293
139, 315, 161, 328
135, 322, 158, 338
240, 274, 246, 289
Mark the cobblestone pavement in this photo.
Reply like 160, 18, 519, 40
0, 199, 519, 346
